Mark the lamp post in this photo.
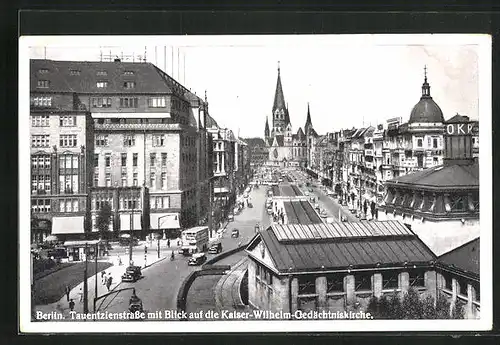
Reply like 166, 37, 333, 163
129, 209, 134, 266
83, 242, 89, 315
157, 214, 170, 259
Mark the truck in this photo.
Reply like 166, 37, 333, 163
180, 226, 209, 255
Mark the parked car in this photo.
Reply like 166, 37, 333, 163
188, 253, 207, 266
228, 214, 234, 222
320, 210, 328, 218
208, 242, 223, 254
314, 203, 320, 210
247, 202, 253, 208
122, 265, 142, 282
267, 208, 273, 215
231, 229, 240, 238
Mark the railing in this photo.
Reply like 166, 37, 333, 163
94, 123, 185, 131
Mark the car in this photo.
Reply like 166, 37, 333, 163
267, 208, 273, 215
188, 253, 207, 266
314, 203, 320, 210
121, 265, 142, 282
208, 242, 223, 254
308, 187, 314, 192
228, 214, 234, 222
304, 192, 309, 196
320, 210, 328, 218
231, 229, 240, 238
247, 203, 253, 208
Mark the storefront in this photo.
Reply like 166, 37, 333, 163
150, 212, 181, 239
63, 239, 101, 262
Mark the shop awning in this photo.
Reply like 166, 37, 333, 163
120, 213, 142, 231
52, 216, 85, 234
64, 240, 101, 247
150, 213, 180, 230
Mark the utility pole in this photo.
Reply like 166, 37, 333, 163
129, 209, 134, 265
94, 242, 98, 312
83, 242, 89, 315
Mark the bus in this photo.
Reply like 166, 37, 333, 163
180, 226, 209, 255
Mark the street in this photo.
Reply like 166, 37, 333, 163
97, 185, 269, 318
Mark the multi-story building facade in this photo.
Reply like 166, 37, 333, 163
31, 59, 212, 239
30, 91, 94, 242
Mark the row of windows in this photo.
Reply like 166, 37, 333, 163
37, 69, 135, 77
443, 273, 480, 302
90, 96, 167, 108
150, 196, 170, 209
295, 270, 426, 295
31, 156, 51, 168
95, 134, 168, 147
183, 136, 196, 147
31, 175, 51, 194
256, 265, 274, 285
31, 135, 78, 148
96, 81, 136, 89
30, 198, 80, 213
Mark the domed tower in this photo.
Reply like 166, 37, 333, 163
409, 66, 445, 124
272, 62, 290, 135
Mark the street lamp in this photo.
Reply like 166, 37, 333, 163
157, 214, 171, 259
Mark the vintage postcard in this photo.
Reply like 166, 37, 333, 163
19, 34, 492, 332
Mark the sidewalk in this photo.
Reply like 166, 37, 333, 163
33, 251, 168, 319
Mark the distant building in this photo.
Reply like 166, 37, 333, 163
246, 221, 437, 315
378, 115, 479, 256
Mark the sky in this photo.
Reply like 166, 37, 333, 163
26, 35, 485, 138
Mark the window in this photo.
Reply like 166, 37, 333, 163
38, 68, 49, 74
91, 97, 112, 108
96, 135, 109, 147
69, 69, 81, 76
326, 274, 344, 293
119, 97, 138, 108
133, 172, 138, 186
382, 271, 399, 290
94, 154, 99, 167
96, 81, 108, 88
150, 172, 156, 188
31, 115, 50, 127
161, 153, 167, 166
123, 81, 136, 89
433, 157, 438, 164
433, 138, 438, 148
105, 173, 111, 187
123, 135, 135, 146
458, 279, 468, 296
150, 153, 156, 167
104, 154, 111, 168
59, 134, 77, 148
444, 273, 453, 291
148, 97, 166, 108
94, 173, 99, 187
31, 96, 53, 107
355, 272, 372, 291
121, 175, 128, 187
121, 153, 127, 167
409, 270, 425, 288
59, 115, 77, 127
96, 70, 108, 76
417, 138, 423, 147
427, 137, 431, 147
298, 276, 316, 295
449, 194, 467, 212
123, 71, 135, 76
133, 153, 138, 167
31, 199, 51, 213
152, 135, 165, 147
31, 135, 50, 148
37, 80, 50, 88
161, 172, 167, 190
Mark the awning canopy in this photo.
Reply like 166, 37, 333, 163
150, 213, 180, 230
120, 213, 142, 231
64, 240, 101, 247
52, 216, 85, 235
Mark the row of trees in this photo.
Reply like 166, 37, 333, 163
365, 288, 464, 319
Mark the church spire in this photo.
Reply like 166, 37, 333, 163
304, 102, 313, 134
421, 65, 431, 98
264, 116, 270, 138
272, 61, 286, 114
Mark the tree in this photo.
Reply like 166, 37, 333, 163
96, 202, 112, 240
401, 288, 424, 319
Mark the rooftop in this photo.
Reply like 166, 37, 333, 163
247, 221, 437, 273
437, 238, 479, 278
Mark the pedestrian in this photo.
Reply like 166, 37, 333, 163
101, 271, 106, 285
69, 299, 75, 312
144, 245, 147, 254
118, 256, 122, 266
78, 288, 83, 302
177, 239, 180, 247
106, 275, 113, 291
65, 285, 71, 302
167, 239, 170, 248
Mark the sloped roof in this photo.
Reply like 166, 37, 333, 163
438, 238, 479, 277
304, 103, 313, 134
273, 68, 286, 114
206, 114, 219, 129
249, 221, 436, 273
244, 137, 266, 148
409, 77, 444, 124
31, 59, 184, 96
388, 162, 479, 190
446, 114, 470, 123
273, 135, 284, 147
296, 127, 305, 139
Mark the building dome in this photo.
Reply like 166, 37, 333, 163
409, 69, 445, 124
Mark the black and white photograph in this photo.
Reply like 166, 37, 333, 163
19, 34, 491, 332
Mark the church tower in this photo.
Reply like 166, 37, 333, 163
272, 61, 290, 136
304, 102, 314, 135
264, 116, 270, 140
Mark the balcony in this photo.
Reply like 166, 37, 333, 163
214, 187, 230, 194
